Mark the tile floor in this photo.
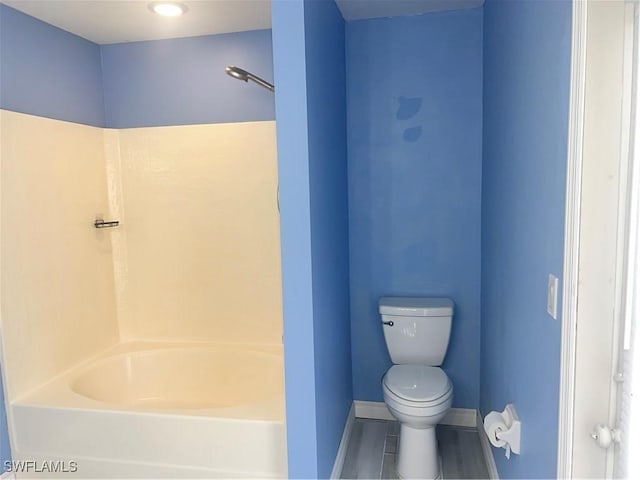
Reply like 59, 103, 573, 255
340, 419, 490, 480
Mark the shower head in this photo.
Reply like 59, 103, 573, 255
225, 66, 275, 93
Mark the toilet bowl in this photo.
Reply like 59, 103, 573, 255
379, 297, 455, 480
382, 365, 452, 479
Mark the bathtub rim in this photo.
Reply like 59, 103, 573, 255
11, 340, 285, 423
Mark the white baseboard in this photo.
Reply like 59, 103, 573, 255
353, 400, 395, 421
441, 407, 477, 428
353, 401, 477, 428
330, 404, 356, 479
477, 410, 499, 479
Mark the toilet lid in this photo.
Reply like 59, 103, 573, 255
384, 365, 451, 403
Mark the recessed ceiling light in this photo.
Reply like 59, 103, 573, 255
149, 2, 188, 17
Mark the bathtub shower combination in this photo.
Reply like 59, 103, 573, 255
12, 343, 285, 478
0, 111, 285, 477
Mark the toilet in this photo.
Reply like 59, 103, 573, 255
379, 297, 454, 480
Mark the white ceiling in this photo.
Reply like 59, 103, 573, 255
1, 0, 485, 45
1, 0, 272, 44
336, 0, 484, 21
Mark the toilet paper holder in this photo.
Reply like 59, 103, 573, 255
484, 404, 521, 458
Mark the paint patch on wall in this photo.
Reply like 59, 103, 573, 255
403, 125, 423, 142
396, 96, 423, 120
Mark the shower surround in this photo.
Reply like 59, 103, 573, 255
0, 110, 285, 477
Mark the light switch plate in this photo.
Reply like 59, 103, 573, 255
547, 274, 559, 319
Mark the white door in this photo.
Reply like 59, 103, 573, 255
567, 1, 640, 478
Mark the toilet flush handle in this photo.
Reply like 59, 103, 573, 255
383, 321, 394, 327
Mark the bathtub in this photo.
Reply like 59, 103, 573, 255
10, 342, 287, 478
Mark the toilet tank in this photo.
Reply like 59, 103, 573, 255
379, 297, 454, 365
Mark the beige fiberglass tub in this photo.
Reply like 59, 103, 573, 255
10, 342, 287, 478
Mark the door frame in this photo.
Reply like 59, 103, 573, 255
557, 0, 586, 475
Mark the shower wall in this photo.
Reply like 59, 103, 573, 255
0, 115, 282, 398
0, 110, 119, 400
106, 122, 282, 343
0, 112, 281, 461
0, 114, 282, 476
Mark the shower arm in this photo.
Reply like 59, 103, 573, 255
246, 73, 275, 92
225, 66, 275, 93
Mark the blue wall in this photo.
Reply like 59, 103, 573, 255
272, 0, 318, 476
346, 9, 483, 408
0, 4, 105, 127
0, 4, 274, 129
273, 0, 352, 477
305, 1, 352, 477
481, 0, 571, 478
101, 30, 274, 128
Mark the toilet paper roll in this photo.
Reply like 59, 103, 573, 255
483, 411, 508, 448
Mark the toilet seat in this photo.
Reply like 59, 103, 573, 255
383, 365, 452, 407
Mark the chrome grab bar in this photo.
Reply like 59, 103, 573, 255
94, 218, 119, 229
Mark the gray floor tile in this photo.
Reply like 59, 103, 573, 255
340, 419, 388, 479
356, 421, 388, 479
381, 453, 398, 480
341, 420, 490, 480
384, 435, 397, 454
439, 426, 490, 479
340, 420, 365, 479
387, 421, 400, 436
